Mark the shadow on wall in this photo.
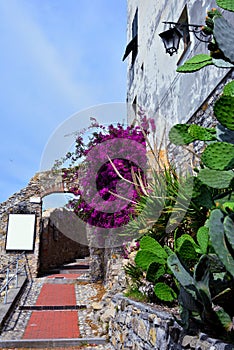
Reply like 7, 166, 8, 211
39, 207, 89, 274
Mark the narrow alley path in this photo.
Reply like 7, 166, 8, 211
0, 258, 114, 349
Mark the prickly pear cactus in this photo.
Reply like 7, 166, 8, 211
188, 124, 216, 141
146, 262, 165, 283
201, 142, 234, 170
169, 124, 216, 145
169, 124, 195, 145
214, 95, 234, 130
139, 236, 168, 259
135, 250, 164, 270
196, 226, 209, 254
176, 54, 213, 73
223, 81, 234, 97
135, 236, 167, 271
154, 282, 177, 302
198, 168, 234, 188
216, 0, 234, 12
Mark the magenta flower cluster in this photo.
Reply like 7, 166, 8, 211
62, 120, 148, 229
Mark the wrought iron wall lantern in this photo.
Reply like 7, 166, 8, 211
159, 21, 212, 56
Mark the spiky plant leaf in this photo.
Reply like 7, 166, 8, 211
201, 142, 234, 170
197, 169, 234, 188
214, 95, 234, 130
216, 0, 234, 12
188, 124, 216, 141
224, 215, 234, 251
209, 209, 234, 277
215, 308, 234, 331
214, 17, 234, 63
167, 253, 196, 298
140, 236, 168, 259
169, 124, 195, 145
154, 282, 177, 302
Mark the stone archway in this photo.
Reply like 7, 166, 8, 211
0, 170, 89, 277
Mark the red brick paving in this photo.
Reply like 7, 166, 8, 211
36, 284, 76, 306
23, 310, 80, 339
23, 282, 80, 339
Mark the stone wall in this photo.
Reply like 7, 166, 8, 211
39, 209, 89, 274
107, 295, 234, 350
0, 170, 80, 277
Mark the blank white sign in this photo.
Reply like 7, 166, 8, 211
6, 214, 36, 251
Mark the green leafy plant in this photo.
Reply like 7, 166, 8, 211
134, 236, 178, 302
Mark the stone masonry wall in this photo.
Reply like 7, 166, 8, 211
39, 209, 89, 274
0, 170, 77, 277
108, 295, 234, 350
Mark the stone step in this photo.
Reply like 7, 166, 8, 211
59, 269, 90, 274
0, 337, 107, 348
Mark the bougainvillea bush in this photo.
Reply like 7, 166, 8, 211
56, 118, 150, 232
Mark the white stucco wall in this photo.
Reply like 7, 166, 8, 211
125, 0, 232, 141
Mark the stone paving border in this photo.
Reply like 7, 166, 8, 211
0, 337, 107, 348
0, 275, 27, 330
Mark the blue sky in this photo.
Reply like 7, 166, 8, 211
0, 0, 127, 203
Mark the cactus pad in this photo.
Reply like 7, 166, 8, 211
201, 142, 234, 170
196, 226, 209, 254
216, 0, 234, 12
176, 54, 213, 73
197, 168, 234, 188
135, 250, 164, 270
140, 236, 168, 259
188, 124, 216, 141
146, 262, 166, 283
169, 124, 195, 145
223, 81, 234, 97
154, 282, 177, 302
214, 95, 234, 130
